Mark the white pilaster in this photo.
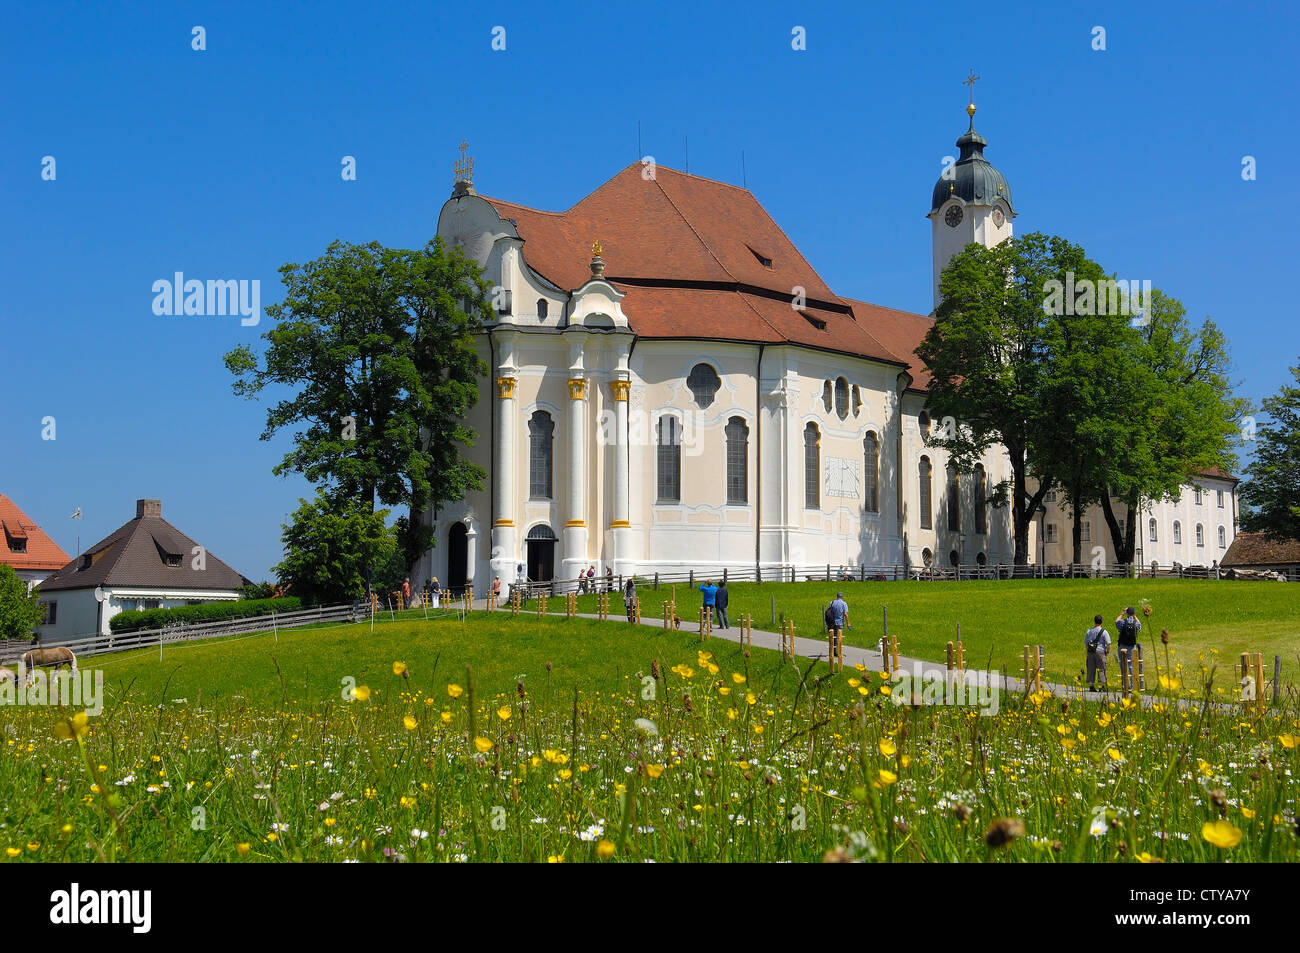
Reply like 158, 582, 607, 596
492, 372, 518, 583
561, 362, 590, 581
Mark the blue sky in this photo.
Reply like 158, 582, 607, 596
2, 0, 1295, 579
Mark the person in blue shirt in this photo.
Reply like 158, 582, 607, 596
827, 592, 849, 670
698, 579, 718, 628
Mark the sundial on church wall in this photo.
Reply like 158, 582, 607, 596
825, 458, 860, 499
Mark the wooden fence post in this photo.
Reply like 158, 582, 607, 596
1023, 645, 1032, 692
1254, 653, 1265, 715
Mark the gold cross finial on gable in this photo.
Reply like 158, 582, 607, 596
453, 140, 474, 187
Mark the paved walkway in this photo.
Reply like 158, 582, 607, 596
471, 598, 1183, 708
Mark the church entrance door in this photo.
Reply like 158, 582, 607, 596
447, 523, 468, 594
525, 525, 556, 582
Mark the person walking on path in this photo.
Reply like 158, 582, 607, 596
1086, 614, 1111, 692
605, 566, 614, 593
1114, 606, 1142, 688
623, 578, 637, 624
491, 576, 501, 608
826, 592, 849, 671
715, 581, 731, 630
401, 577, 411, 609
698, 579, 718, 628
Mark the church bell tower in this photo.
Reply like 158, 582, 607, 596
928, 72, 1016, 311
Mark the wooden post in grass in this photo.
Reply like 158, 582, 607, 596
1036, 646, 1045, 693
786, 619, 796, 660
537, 593, 547, 619
1254, 653, 1265, 715
566, 592, 576, 619
740, 613, 752, 647
946, 641, 954, 680
1136, 644, 1145, 690
511, 589, 521, 617
956, 635, 965, 675
633, 597, 641, 626
1274, 655, 1282, 705
1023, 646, 1031, 692
890, 635, 899, 675
464, 590, 473, 615
598, 593, 609, 621
662, 601, 670, 630
698, 606, 710, 642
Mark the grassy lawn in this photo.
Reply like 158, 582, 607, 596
1, 610, 1297, 863
540, 578, 1299, 687
93, 611, 830, 708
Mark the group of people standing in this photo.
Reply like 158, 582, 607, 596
1084, 607, 1143, 692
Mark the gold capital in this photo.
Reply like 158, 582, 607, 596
568, 377, 587, 400
497, 376, 517, 399
564, 519, 586, 527
610, 380, 631, 402
610, 519, 631, 528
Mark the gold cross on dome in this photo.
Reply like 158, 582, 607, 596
963, 69, 980, 105
453, 140, 474, 185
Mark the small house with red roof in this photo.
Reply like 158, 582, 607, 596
0, 493, 71, 592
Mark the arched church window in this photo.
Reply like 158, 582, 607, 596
947, 465, 961, 532
804, 423, 820, 510
528, 411, 554, 499
918, 412, 931, 437
822, 381, 833, 413
921, 548, 933, 567
863, 432, 879, 513
834, 377, 849, 420
852, 385, 862, 417
1196, 523, 1204, 547
1217, 525, 1226, 549
919, 456, 933, 530
725, 417, 748, 505
1173, 521, 1182, 544
657, 416, 681, 503
687, 364, 721, 409
537, 298, 548, 320
1149, 518, 1158, 543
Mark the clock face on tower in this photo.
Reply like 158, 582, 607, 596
944, 205, 963, 228
992, 207, 1005, 227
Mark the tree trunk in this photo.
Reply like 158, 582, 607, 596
1070, 471, 1085, 567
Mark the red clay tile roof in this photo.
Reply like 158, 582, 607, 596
842, 299, 936, 391
37, 503, 248, 593
1222, 531, 1300, 566
481, 165, 914, 369
0, 495, 71, 573
1199, 466, 1240, 483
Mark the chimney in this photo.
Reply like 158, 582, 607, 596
136, 499, 162, 519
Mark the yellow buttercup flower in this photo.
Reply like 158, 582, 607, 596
440, 711, 452, 724
236, 843, 250, 855
392, 661, 408, 676
1278, 733, 1299, 749
878, 769, 898, 785
403, 715, 418, 731
879, 739, 897, 757
646, 763, 665, 779
732, 673, 746, 684
745, 692, 756, 705
1201, 820, 1242, 849
352, 685, 371, 702
497, 706, 512, 721
597, 839, 615, 860
447, 684, 464, 698
1241, 807, 1257, 819
53, 712, 90, 740
1107, 748, 1123, 761
900, 754, 912, 768
474, 737, 493, 753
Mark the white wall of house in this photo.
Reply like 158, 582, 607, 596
37, 586, 241, 641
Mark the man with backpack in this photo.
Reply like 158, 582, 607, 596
826, 593, 849, 672
715, 581, 730, 630
1114, 606, 1142, 690
1085, 614, 1111, 692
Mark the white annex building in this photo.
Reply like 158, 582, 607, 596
419, 103, 1236, 594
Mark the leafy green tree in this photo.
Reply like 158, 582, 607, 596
1093, 292, 1245, 565
918, 233, 1084, 564
225, 238, 491, 573
273, 493, 397, 606
1240, 359, 1300, 540
0, 564, 41, 640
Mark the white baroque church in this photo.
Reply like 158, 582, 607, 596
418, 103, 1236, 594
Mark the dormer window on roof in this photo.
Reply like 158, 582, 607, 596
748, 246, 773, 268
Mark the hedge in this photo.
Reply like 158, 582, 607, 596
109, 597, 303, 634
